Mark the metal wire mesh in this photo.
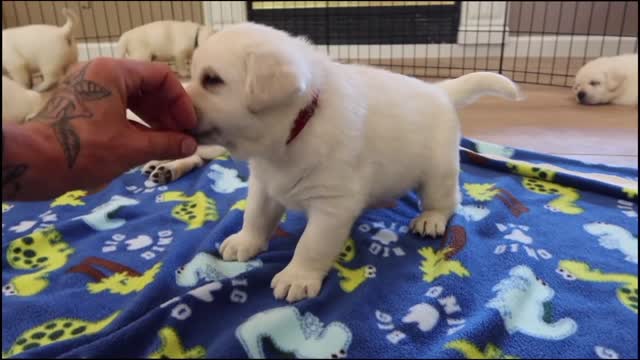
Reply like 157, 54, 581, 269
2, 1, 638, 87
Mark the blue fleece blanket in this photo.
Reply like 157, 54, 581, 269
2, 138, 638, 359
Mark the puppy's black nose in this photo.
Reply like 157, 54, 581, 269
577, 91, 586, 101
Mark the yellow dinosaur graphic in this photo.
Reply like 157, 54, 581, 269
87, 262, 163, 295
418, 247, 470, 283
156, 191, 219, 230
2, 311, 121, 358
557, 260, 638, 314
3, 227, 75, 297
67, 257, 162, 295
446, 340, 518, 359
464, 183, 501, 201
507, 163, 583, 215
51, 190, 88, 207
148, 327, 206, 359
230, 199, 288, 222
623, 187, 638, 200
332, 238, 377, 293
2, 202, 13, 213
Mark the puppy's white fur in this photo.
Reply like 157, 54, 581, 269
187, 23, 521, 302
2, 76, 44, 123
117, 21, 215, 77
2, 8, 79, 92
573, 53, 638, 105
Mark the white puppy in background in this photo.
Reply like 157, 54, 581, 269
2, 8, 79, 92
186, 23, 521, 302
2, 76, 45, 123
116, 21, 216, 78
573, 53, 638, 105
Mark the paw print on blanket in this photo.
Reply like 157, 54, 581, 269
495, 223, 532, 244
236, 306, 352, 359
2, 312, 121, 358
3, 227, 74, 297
9, 209, 58, 234
101, 230, 174, 261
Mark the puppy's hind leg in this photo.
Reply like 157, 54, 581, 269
34, 66, 64, 92
411, 160, 461, 238
7, 64, 32, 90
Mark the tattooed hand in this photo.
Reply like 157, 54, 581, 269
2, 57, 198, 201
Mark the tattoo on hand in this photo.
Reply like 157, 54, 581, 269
2, 164, 28, 199
32, 62, 112, 168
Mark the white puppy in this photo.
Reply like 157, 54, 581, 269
116, 21, 216, 77
2, 76, 46, 123
187, 23, 521, 302
573, 53, 638, 105
2, 8, 79, 92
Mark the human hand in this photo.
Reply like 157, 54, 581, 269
2, 57, 198, 200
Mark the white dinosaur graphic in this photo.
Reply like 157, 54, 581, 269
486, 265, 577, 340
207, 164, 247, 194
584, 222, 638, 264
236, 306, 351, 359
456, 204, 491, 222
175, 252, 262, 287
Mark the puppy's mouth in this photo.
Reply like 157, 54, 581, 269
191, 124, 235, 150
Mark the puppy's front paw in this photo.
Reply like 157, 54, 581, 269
410, 210, 450, 238
142, 160, 168, 176
271, 264, 324, 303
149, 164, 176, 185
219, 232, 267, 262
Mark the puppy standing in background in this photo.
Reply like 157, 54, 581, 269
573, 53, 638, 105
2, 8, 79, 92
186, 23, 522, 302
116, 21, 216, 78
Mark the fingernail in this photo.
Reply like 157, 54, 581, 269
181, 138, 197, 156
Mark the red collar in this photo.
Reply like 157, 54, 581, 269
286, 92, 319, 145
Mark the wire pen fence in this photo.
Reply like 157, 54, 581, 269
2, 1, 638, 87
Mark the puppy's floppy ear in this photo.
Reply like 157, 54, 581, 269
244, 46, 309, 113
606, 68, 626, 92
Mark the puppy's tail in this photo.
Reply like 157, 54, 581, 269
60, 8, 79, 41
116, 33, 128, 58
436, 72, 525, 108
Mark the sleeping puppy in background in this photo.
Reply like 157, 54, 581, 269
2, 8, 79, 92
2, 75, 46, 123
185, 22, 522, 302
573, 53, 638, 105
116, 21, 216, 78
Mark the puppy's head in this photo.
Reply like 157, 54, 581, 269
573, 58, 626, 105
187, 23, 314, 159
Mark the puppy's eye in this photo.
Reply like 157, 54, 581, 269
589, 80, 600, 86
201, 73, 224, 89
